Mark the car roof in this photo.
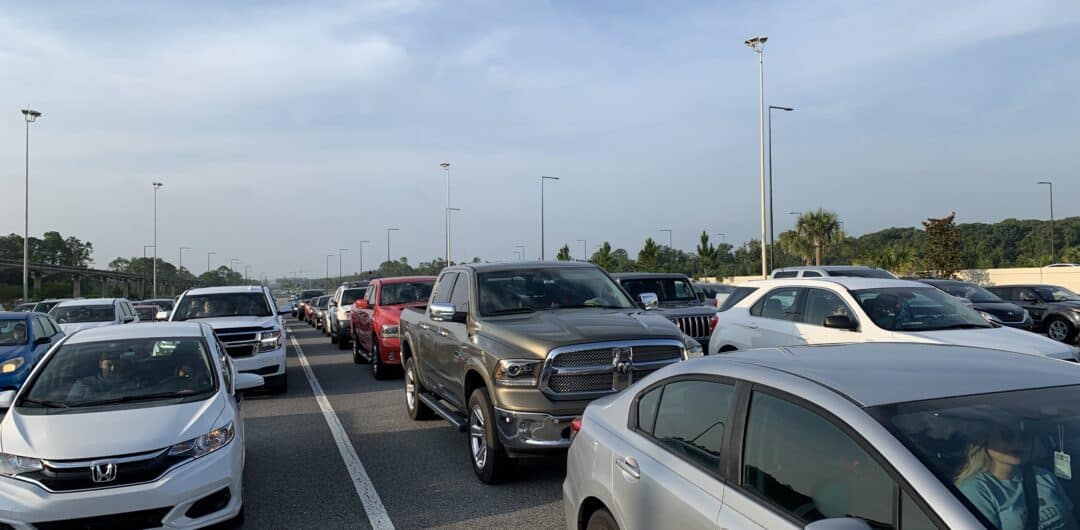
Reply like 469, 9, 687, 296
53, 298, 122, 307
64, 322, 206, 344
738, 277, 931, 291
184, 286, 266, 295
775, 265, 880, 272
372, 275, 437, 284
701, 343, 1080, 407
453, 261, 598, 273
0, 311, 33, 320
612, 272, 691, 280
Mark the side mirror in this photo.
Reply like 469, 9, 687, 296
805, 518, 872, 530
0, 390, 14, 410
356, 299, 370, 310
33, 336, 50, 347
639, 292, 660, 310
330, 300, 338, 308
824, 315, 858, 331
235, 373, 265, 392
430, 303, 456, 322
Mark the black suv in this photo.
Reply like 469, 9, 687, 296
986, 285, 1080, 344
918, 279, 1033, 330
613, 272, 716, 350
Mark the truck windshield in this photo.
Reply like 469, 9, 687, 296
477, 268, 635, 316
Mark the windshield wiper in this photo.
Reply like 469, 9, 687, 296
20, 398, 69, 409
486, 307, 537, 316
70, 391, 204, 408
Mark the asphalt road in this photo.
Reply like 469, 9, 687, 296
239, 317, 567, 530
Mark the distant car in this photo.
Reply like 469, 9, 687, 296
0, 322, 259, 527
708, 277, 1079, 360
693, 282, 734, 308
133, 304, 165, 323
295, 289, 324, 318
769, 265, 896, 279
311, 295, 331, 331
12, 303, 35, 313
327, 284, 368, 348
1047, 263, 1079, 267
564, 342, 1080, 530
987, 284, 1080, 344
140, 298, 176, 313
0, 311, 64, 391
49, 298, 139, 334
350, 276, 435, 379
917, 278, 1033, 330
31, 298, 74, 314
613, 273, 716, 350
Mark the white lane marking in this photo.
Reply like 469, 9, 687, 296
288, 327, 395, 530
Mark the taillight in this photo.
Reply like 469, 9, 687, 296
709, 314, 718, 332
570, 416, 583, 441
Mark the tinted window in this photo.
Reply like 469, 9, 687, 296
750, 288, 800, 321
718, 287, 757, 312
802, 271, 822, 277
620, 277, 697, 302
636, 386, 661, 434
773, 271, 798, 278
340, 288, 366, 305
743, 392, 895, 527
31, 317, 46, 339
134, 306, 157, 321
901, 491, 937, 530
853, 287, 991, 331
52, 304, 117, 324
801, 289, 856, 327
648, 380, 735, 474
476, 267, 634, 316
1016, 287, 1040, 302
927, 282, 1002, 303
43, 317, 60, 336
449, 275, 470, 311
172, 293, 273, 320
432, 273, 458, 304
0, 320, 29, 345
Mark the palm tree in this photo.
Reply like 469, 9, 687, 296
637, 237, 661, 271
783, 209, 844, 266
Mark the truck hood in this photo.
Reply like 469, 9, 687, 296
181, 315, 277, 330
479, 308, 684, 357
651, 305, 716, 318
57, 322, 115, 334
2, 395, 225, 460
891, 326, 1078, 360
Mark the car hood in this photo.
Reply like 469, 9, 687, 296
478, 308, 684, 358
892, 326, 1077, 359
2, 394, 226, 459
180, 315, 277, 330
972, 302, 1028, 320
0, 345, 31, 360
57, 322, 114, 334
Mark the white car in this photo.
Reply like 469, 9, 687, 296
169, 286, 289, 393
327, 284, 368, 349
0, 322, 261, 528
708, 277, 1080, 360
49, 298, 139, 334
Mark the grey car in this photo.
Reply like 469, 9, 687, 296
564, 342, 1080, 530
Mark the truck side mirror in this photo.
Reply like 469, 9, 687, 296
356, 299, 369, 310
639, 293, 659, 310
430, 303, 456, 322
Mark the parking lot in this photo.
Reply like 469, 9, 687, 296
240, 318, 565, 529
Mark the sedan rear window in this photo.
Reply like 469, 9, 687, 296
51, 304, 116, 324
718, 287, 757, 312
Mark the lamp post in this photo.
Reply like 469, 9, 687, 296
446, 208, 461, 265
516, 242, 526, 261
358, 240, 370, 277
441, 162, 451, 264
143, 245, 154, 259
338, 248, 348, 285
21, 108, 41, 301
660, 229, 673, 248
207, 252, 215, 275
386, 228, 400, 264
325, 254, 333, 289
1038, 181, 1055, 263
540, 176, 560, 260
230, 259, 240, 284
767, 105, 794, 273
152, 181, 163, 298
577, 239, 587, 261
178, 246, 191, 272
745, 35, 768, 277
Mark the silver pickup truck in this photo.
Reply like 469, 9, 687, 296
398, 261, 700, 483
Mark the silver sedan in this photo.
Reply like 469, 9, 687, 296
564, 342, 1080, 530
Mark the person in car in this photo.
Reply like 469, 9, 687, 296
9, 323, 27, 345
67, 355, 131, 401
956, 425, 1077, 529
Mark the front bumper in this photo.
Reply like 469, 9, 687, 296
0, 439, 243, 529
378, 337, 402, 365
0, 361, 33, 392
234, 344, 286, 381
493, 407, 579, 451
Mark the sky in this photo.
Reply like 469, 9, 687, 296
2, 0, 1080, 279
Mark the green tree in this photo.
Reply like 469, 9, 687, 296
783, 209, 844, 266
922, 212, 962, 277
590, 242, 616, 271
556, 245, 571, 261
696, 231, 716, 276
637, 238, 660, 271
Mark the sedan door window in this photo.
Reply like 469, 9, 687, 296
750, 288, 802, 321
801, 289, 856, 327
635, 380, 736, 476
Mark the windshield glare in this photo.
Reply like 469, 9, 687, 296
380, 282, 434, 305
51, 305, 116, 324
934, 282, 1003, 304
871, 385, 1080, 530
1035, 287, 1080, 302
22, 337, 216, 408
0, 320, 29, 346
172, 293, 271, 320
477, 268, 634, 315
620, 278, 698, 302
853, 287, 991, 331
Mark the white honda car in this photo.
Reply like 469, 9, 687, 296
708, 277, 1080, 360
0, 322, 262, 528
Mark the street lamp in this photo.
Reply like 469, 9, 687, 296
325, 254, 334, 289
230, 259, 240, 284
767, 105, 794, 273
660, 229, 673, 248
358, 240, 370, 276
152, 181, 163, 297
21, 107, 41, 301
386, 228, 400, 264
338, 248, 348, 284
745, 34, 768, 277
447, 208, 462, 265
1038, 181, 1055, 263
540, 176, 560, 260
515, 244, 526, 261
441, 162, 452, 264
577, 239, 587, 261
207, 251, 216, 275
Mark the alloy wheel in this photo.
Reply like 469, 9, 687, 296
470, 406, 488, 469
405, 367, 417, 411
1049, 320, 1071, 341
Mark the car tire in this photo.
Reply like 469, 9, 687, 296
586, 508, 619, 530
404, 358, 435, 420
467, 388, 512, 484
337, 328, 350, 350
330, 322, 338, 344
352, 331, 367, 364
371, 338, 392, 380
1046, 317, 1078, 343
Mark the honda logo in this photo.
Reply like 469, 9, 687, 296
90, 462, 117, 484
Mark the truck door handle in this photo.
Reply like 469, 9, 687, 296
616, 456, 640, 479
438, 329, 450, 337
418, 323, 430, 331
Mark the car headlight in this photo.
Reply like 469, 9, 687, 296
978, 311, 1001, 324
0, 357, 24, 374
1023, 309, 1032, 320
380, 324, 399, 338
258, 329, 283, 352
168, 421, 235, 459
493, 359, 541, 387
0, 453, 42, 476
682, 336, 704, 359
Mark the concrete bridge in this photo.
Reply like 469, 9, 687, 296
0, 258, 199, 300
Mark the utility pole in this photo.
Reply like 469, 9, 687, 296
152, 181, 163, 298
358, 240, 370, 277
22, 108, 41, 301
441, 162, 451, 265
540, 176, 560, 260
1038, 181, 1055, 262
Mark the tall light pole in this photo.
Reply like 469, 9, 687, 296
207, 251, 216, 275
386, 228, 400, 264
767, 105, 794, 273
358, 240, 370, 276
151, 181, 163, 297
660, 229, 673, 248
516, 242, 526, 262
577, 239, 587, 261
1038, 181, 1055, 263
441, 162, 451, 264
447, 208, 461, 265
540, 176, 560, 260
338, 248, 348, 284
745, 35, 768, 278
21, 108, 41, 301
143, 245, 154, 259
325, 254, 334, 289
230, 259, 240, 284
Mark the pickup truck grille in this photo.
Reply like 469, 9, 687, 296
215, 326, 269, 358
670, 315, 711, 340
540, 339, 685, 400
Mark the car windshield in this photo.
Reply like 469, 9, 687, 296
477, 267, 635, 316
0, 320, 29, 346
51, 304, 116, 324
932, 282, 1003, 303
826, 268, 896, 279
341, 288, 367, 305
620, 277, 698, 302
316, 296, 330, 307
33, 301, 64, 313
21, 337, 216, 409
14, 304, 34, 312
134, 306, 158, 321
870, 385, 1080, 530
852, 287, 992, 331
172, 293, 272, 320
380, 282, 435, 305
1034, 287, 1080, 303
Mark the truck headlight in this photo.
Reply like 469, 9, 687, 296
258, 330, 283, 352
0, 357, 25, 374
168, 421, 235, 459
0, 453, 42, 476
380, 324, 399, 338
682, 335, 704, 358
494, 359, 541, 387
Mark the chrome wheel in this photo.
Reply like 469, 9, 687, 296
405, 367, 417, 411
1048, 320, 1071, 341
470, 406, 488, 469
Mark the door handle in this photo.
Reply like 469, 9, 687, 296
418, 323, 430, 331
438, 329, 450, 337
616, 456, 640, 480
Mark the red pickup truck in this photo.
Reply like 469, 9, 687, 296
350, 276, 436, 379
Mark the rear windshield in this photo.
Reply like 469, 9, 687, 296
341, 288, 366, 305
172, 293, 272, 320
380, 282, 435, 305
719, 287, 758, 312
134, 306, 158, 321
827, 268, 895, 279
300, 290, 324, 299
52, 304, 116, 324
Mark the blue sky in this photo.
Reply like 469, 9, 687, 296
1, 0, 1079, 277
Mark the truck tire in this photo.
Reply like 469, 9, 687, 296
467, 388, 513, 484
336, 328, 349, 350
586, 508, 619, 530
330, 321, 338, 344
371, 338, 392, 380
404, 358, 435, 420
1046, 317, 1078, 343
352, 331, 367, 364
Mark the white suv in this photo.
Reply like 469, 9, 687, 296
169, 286, 289, 393
708, 277, 1080, 360
49, 298, 139, 334
326, 283, 368, 350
